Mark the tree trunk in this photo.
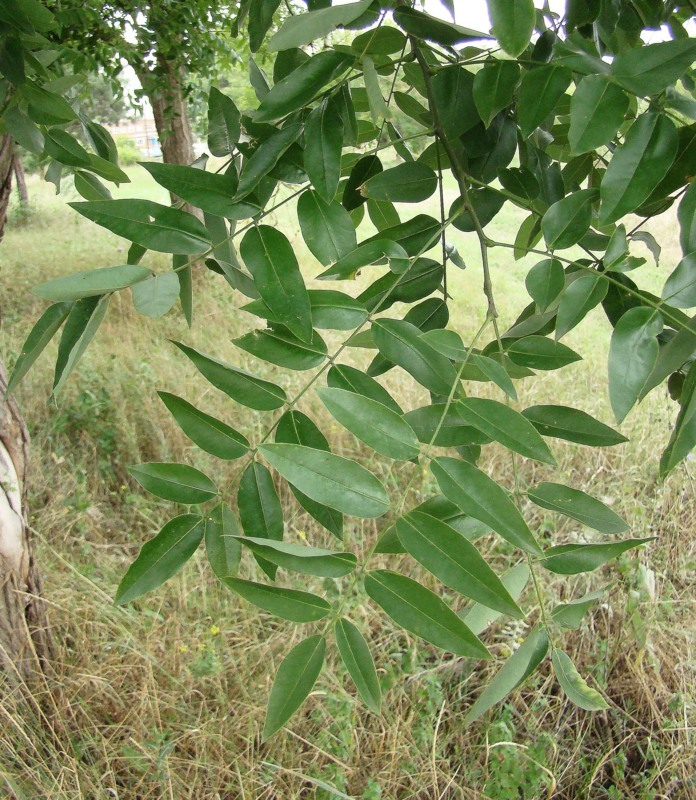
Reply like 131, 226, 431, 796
0, 134, 13, 239
0, 134, 52, 682
138, 58, 196, 168
13, 155, 29, 208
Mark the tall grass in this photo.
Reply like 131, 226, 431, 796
0, 170, 693, 799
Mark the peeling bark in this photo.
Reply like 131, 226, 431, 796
13, 155, 29, 208
0, 363, 52, 681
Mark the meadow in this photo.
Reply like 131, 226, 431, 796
0, 166, 693, 799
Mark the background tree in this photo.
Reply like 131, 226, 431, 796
48, 0, 243, 167
2, 0, 696, 745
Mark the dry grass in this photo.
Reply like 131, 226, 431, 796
0, 172, 693, 799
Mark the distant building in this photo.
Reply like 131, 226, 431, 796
105, 116, 161, 158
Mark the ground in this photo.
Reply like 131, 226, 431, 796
0, 167, 693, 799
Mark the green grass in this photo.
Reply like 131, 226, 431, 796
0, 168, 693, 799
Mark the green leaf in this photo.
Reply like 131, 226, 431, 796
555, 273, 608, 339
304, 96, 343, 203
486, 0, 535, 57
335, 618, 381, 713
662, 253, 696, 309
608, 308, 663, 423
319, 238, 408, 280
403, 403, 490, 448
52, 295, 109, 396
115, 514, 205, 605
235, 537, 357, 578
43, 128, 90, 167
525, 259, 565, 312
173, 341, 286, 410
517, 66, 572, 138
469, 355, 518, 400
223, 578, 331, 622
2, 106, 44, 154
610, 39, 696, 97
240, 225, 313, 342
235, 124, 301, 200
551, 588, 606, 630
74, 171, 113, 202
327, 364, 402, 413
176, 259, 193, 326
362, 162, 437, 204
207, 87, 241, 157
275, 410, 343, 539
205, 503, 242, 580
660, 364, 696, 477
234, 327, 327, 371
363, 56, 390, 124
451, 187, 505, 233
552, 649, 608, 711
465, 625, 549, 723
268, 0, 372, 50
393, 6, 490, 46
396, 511, 523, 618
431, 65, 479, 138
258, 444, 390, 518
462, 563, 530, 636
248, 0, 281, 52
352, 26, 406, 56
431, 457, 543, 556
128, 462, 217, 504
317, 387, 420, 461
365, 200, 401, 231
141, 162, 239, 217
457, 397, 556, 464
343, 154, 383, 212
507, 336, 582, 370
33, 265, 151, 301
158, 392, 249, 460
263, 635, 326, 741
69, 200, 211, 255
131, 272, 180, 318
599, 114, 678, 225
528, 482, 628, 534
498, 167, 540, 203
6, 302, 71, 395
297, 190, 357, 266
238, 461, 283, 580
255, 50, 353, 123
542, 190, 597, 250
521, 405, 627, 447
372, 319, 459, 396
678, 182, 696, 257
308, 291, 368, 330
474, 59, 520, 127
540, 538, 654, 575
243, 290, 366, 332
364, 570, 490, 659
569, 75, 629, 155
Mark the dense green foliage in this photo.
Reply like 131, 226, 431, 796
2, 0, 695, 742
